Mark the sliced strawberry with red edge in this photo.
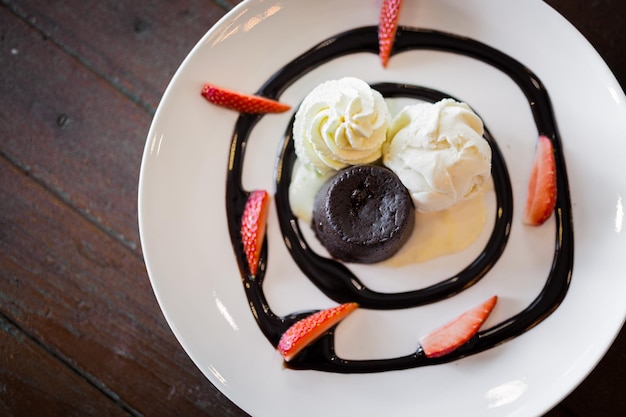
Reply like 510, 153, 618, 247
378, 0, 403, 68
419, 295, 497, 358
241, 190, 270, 276
524, 135, 557, 226
201, 83, 291, 114
278, 303, 359, 362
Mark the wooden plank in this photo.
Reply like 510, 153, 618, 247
0, 158, 247, 416
0, 8, 148, 255
5, 0, 237, 111
0, 314, 130, 417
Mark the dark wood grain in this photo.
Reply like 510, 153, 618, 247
0, 0, 624, 416
1, 7, 146, 255
5, 0, 232, 112
0, 314, 129, 417
0, 158, 245, 416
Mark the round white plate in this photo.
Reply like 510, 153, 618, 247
138, 0, 626, 416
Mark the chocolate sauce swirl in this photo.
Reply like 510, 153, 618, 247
225, 26, 573, 373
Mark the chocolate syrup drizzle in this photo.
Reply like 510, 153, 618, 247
225, 26, 573, 373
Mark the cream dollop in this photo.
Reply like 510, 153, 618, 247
383, 99, 492, 212
293, 77, 390, 175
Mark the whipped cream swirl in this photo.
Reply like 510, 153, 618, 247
293, 77, 390, 175
383, 99, 492, 212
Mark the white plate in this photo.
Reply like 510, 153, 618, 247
138, 0, 626, 415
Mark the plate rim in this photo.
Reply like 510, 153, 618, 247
138, 1, 626, 416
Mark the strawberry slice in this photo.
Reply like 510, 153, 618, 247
278, 303, 359, 362
378, 0, 403, 67
524, 135, 557, 226
419, 295, 497, 358
201, 83, 290, 114
241, 190, 271, 276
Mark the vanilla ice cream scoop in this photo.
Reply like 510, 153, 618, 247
293, 77, 390, 175
383, 99, 492, 212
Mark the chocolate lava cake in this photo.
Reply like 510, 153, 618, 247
312, 165, 414, 263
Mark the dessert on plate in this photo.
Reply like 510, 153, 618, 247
209, 0, 571, 372
383, 98, 492, 213
311, 164, 415, 264
289, 76, 493, 264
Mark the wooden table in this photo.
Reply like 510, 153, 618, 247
1, 1, 624, 415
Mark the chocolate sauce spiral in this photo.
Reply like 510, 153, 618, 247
225, 26, 573, 372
